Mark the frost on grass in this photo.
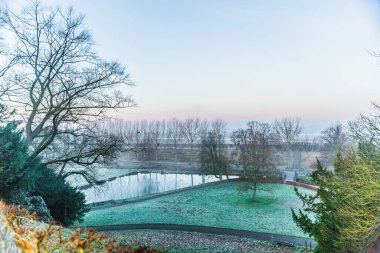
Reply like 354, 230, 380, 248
80, 183, 314, 238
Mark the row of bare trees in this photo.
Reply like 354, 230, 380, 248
106, 118, 209, 162
108, 118, 304, 146
106, 117, 353, 165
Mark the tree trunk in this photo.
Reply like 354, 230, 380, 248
190, 145, 193, 163
156, 173, 158, 192
243, 157, 248, 178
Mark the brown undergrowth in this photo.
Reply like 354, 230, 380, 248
0, 202, 160, 253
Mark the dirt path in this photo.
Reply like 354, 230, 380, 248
87, 223, 316, 248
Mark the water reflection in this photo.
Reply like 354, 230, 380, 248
83, 173, 231, 203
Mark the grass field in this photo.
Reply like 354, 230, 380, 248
79, 182, 314, 238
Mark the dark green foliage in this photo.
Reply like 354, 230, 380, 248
292, 159, 340, 252
0, 104, 7, 123
33, 165, 89, 226
292, 151, 380, 252
0, 122, 38, 200
0, 121, 89, 226
357, 142, 380, 168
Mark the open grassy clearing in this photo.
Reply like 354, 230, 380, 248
106, 230, 311, 253
79, 182, 314, 238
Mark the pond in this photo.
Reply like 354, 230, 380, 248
82, 173, 233, 203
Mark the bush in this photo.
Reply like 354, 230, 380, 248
25, 196, 54, 222
33, 165, 89, 226
0, 122, 44, 201
0, 121, 88, 226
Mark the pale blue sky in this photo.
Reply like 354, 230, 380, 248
5, 0, 380, 133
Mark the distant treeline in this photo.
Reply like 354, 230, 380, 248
104, 118, 341, 163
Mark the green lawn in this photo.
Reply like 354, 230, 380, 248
79, 182, 314, 238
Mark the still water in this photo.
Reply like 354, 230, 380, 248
83, 173, 231, 203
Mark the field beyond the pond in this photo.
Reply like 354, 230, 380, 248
79, 182, 314, 238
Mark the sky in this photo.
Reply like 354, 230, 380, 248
4, 0, 380, 134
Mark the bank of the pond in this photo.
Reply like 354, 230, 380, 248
78, 182, 315, 238
82, 172, 236, 203
78, 169, 206, 190
89, 178, 233, 210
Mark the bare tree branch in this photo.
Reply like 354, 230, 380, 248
0, 1, 135, 185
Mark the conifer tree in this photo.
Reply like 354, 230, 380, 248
333, 153, 379, 251
0, 122, 37, 200
292, 149, 380, 252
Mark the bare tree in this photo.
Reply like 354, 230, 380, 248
148, 121, 162, 161
321, 122, 349, 153
157, 120, 167, 161
136, 120, 155, 161
120, 120, 135, 148
199, 119, 209, 140
210, 120, 226, 148
245, 121, 274, 201
348, 104, 380, 148
166, 118, 183, 161
273, 117, 302, 168
180, 118, 202, 146
0, 2, 134, 185
200, 120, 229, 180
232, 121, 275, 201
231, 128, 250, 177
180, 118, 207, 162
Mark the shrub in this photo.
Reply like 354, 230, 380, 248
0, 122, 37, 200
25, 196, 54, 223
33, 165, 89, 226
0, 121, 89, 226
